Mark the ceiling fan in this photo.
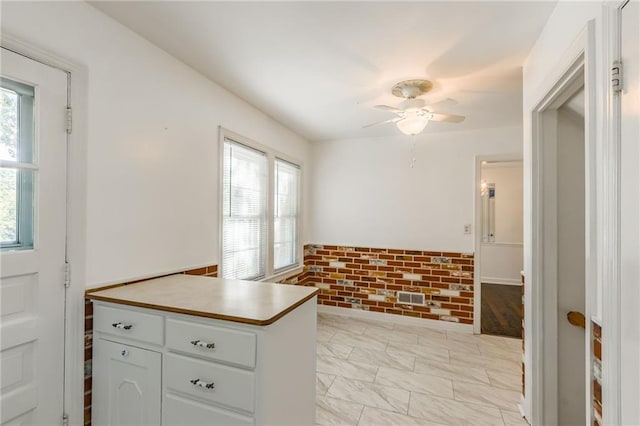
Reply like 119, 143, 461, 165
364, 79, 465, 136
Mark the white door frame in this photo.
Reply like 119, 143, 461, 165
527, 20, 597, 425
472, 153, 522, 335
604, 1, 639, 424
0, 34, 88, 425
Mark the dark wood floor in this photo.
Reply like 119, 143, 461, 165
481, 283, 523, 338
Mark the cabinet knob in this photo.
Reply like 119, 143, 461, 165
190, 339, 215, 349
112, 322, 133, 330
190, 378, 215, 390
121, 349, 129, 357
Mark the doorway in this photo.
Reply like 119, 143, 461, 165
530, 41, 594, 425
0, 47, 69, 424
556, 87, 586, 426
477, 159, 524, 338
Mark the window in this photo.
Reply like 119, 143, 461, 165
220, 132, 302, 280
274, 159, 300, 271
1, 78, 35, 251
222, 139, 268, 280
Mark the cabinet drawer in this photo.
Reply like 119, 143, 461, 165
94, 304, 164, 346
165, 353, 255, 413
166, 318, 256, 368
163, 393, 254, 426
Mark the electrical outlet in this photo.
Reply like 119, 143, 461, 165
464, 224, 472, 234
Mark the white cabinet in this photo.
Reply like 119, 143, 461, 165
91, 297, 316, 425
92, 339, 162, 426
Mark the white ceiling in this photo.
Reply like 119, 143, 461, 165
90, 1, 557, 142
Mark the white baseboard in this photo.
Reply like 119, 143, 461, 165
481, 277, 522, 286
317, 305, 474, 333
518, 397, 530, 425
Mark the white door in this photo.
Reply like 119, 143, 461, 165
92, 339, 161, 426
0, 48, 68, 424
619, 1, 640, 424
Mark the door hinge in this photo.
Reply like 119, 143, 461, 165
62, 413, 69, 426
612, 61, 623, 93
64, 262, 71, 288
65, 106, 72, 134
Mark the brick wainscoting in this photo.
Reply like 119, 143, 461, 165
592, 321, 603, 425
303, 244, 474, 324
83, 265, 218, 425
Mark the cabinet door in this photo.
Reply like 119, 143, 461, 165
93, 338, 161, 426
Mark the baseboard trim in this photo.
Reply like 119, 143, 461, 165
317, 305, 474, 333
481, 277, 523, 286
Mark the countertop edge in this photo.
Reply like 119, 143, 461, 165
86, 288, 320, 326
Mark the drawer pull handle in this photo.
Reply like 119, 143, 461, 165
112, 322, 133, 330
190, 379, 215, 390
190, 339, 215, 349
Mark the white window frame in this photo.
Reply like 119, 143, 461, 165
218, 127, 303, 282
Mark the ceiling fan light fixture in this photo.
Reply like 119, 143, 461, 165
396, 115, 429, 136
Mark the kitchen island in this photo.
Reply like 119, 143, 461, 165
87, 274, 319, 426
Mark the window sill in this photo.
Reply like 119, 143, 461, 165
261, 265, 304, 284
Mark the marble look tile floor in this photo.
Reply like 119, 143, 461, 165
316, 313, 528, 426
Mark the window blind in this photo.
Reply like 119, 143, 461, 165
222, 139, 268, 279
274, 159, 300, 271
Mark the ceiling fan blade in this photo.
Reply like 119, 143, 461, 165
426, 97, 458, 108
363, 117, 402, 128
426, 112, 466, 123
374, 104, 403, 113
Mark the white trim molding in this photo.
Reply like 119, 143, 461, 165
480, 277, 522, 286
318, 305, 474, 333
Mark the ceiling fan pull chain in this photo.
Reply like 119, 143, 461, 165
410, 135, 416, 168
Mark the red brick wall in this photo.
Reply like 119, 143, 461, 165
592, 321, 602, 425
304, 244, 474, 324
521, 273, 525, 397
83, 265, 217, 425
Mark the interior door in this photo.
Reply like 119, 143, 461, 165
0, 48, 68, 424
619, 1, 640, 424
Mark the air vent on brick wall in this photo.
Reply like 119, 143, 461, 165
397, 291, 425, 305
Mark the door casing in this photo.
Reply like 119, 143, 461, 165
527, 21, 597, 426
472, 153, 523, 335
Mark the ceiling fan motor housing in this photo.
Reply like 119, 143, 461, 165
391, 79, 433, 99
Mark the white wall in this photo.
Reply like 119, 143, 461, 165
1, 2, 311, 288
481, 165, 523, 244
480, 244, 523, 285
309, 125, 522, 252
479, 163, 524, 285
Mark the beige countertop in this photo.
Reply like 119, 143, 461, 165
86, 274, 319, 326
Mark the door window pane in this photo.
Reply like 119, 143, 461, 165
1, 88, 18, 161
0, 168, 17, 242
1, 78, 35, 250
